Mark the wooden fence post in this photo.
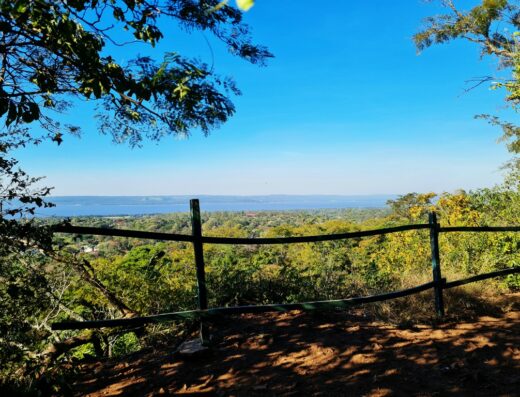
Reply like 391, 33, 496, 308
429, 212, 445, 317
190, 199, 210, 344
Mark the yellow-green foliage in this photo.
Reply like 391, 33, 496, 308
66, 188, 518, 320
2, 188, 519, 393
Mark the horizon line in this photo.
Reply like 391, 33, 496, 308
48, 193, 401, 198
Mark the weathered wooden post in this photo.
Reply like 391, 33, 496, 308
190, 199, 210, 344
429, 212, 445, 317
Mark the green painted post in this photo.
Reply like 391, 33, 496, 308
190, 199, 210, 344
429, 212, 445, 317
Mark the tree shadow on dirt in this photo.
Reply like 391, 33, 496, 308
72, 292, 519, 396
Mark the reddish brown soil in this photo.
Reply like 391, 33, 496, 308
71, 307, 520, 397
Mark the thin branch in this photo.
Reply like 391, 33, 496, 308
459, 75, 494, 96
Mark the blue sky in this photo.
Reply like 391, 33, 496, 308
16, 1, 517, 195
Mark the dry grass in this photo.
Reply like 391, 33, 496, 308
361, 270, 517, 325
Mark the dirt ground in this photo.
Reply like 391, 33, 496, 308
71, 304, 520, 397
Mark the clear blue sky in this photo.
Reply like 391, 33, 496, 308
16, 1, 517, 196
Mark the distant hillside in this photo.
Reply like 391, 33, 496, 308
38, 195, 398, 217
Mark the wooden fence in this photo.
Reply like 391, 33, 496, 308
51, 199, 520, 343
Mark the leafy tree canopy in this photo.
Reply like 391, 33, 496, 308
415, 0, 520, 158
0, 0, 271, 216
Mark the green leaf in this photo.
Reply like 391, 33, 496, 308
16, 2, 28, 14
236, 0, 254, 11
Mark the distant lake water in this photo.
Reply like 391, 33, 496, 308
34, 195, 397, 217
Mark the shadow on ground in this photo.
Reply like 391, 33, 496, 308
73, 301, 519, 396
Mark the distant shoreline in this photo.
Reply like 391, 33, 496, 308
35, 195, 397, 217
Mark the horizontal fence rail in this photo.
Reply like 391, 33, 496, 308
444, 267, 520, 289
51, 224, 195, 243
50, 200, 520, 338
201, 224, 431, 244
440, 226, 520, 233
52, 223, 432, 244
52, 281, 438, 330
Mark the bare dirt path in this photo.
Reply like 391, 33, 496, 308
72, 308, 519, 396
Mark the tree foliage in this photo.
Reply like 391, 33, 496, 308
0, 0, 271, 215
2, 3, 520, 393
415, 0, 520, 156
0, 2, 271, 391
3, 194, 520, 393
0, 0, 271, 140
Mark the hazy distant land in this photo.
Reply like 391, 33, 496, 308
36, 195, 398, 217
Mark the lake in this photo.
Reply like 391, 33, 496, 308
34, 195, 397, 217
